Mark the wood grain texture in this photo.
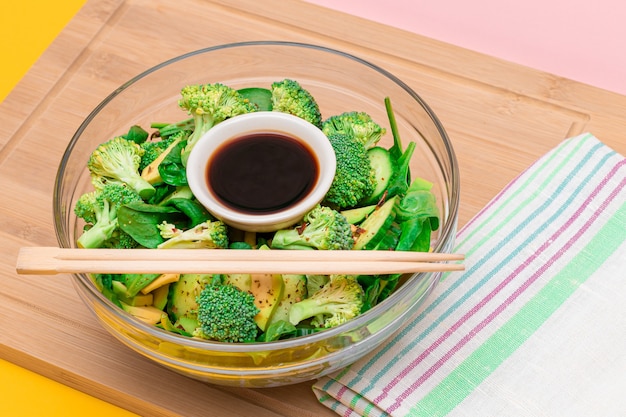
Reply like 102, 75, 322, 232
1, 0, 624, 415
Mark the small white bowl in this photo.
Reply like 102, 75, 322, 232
186, 111, 336, 232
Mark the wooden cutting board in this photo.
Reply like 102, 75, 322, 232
1, 0, 624, 415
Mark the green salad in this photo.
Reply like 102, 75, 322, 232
75, 79, 440, 343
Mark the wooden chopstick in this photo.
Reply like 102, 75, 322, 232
16, 247, 464, 275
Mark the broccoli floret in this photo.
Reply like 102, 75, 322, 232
178, 83, 256, 166
103, 229, 141, 249
270, 205, 354, 250
74, 191, 100, 226
322, 111, 386, 150
323, 133, 376, 209
74, 183, 143, 249
306, 274, 330, 296
87, 136, 156, 200
288, 274, 364, 328
193, 283, 260, 343
270, 79, 322, 128
157, 220, 229, 249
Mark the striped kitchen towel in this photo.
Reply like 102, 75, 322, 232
313, 133, 626, 417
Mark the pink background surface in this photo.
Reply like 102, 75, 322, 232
306, 0, 626, 96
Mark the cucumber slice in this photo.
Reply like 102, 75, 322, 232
340, 204, 377, 224
354, 196, 398, 250
361, 147, 394, 205
373, 222, 402, 250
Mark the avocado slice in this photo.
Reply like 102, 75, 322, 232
141, 136, 183, 185
167, 273, 212, 321
267, 274, 307, 326
224, 273, 252, 293
140, 273, 180, 295
121, 303, 165, 325
151, 283, 170, 310
250, 273, 284, 331
112, 280, 154, 306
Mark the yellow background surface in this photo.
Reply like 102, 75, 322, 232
1, 1, 81, 101
0, 1, 137, 416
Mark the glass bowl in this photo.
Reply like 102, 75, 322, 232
53, 41, 459, 388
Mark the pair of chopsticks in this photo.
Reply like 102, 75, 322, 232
16, 247, 464, 276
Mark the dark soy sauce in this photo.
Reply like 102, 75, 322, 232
207, 132, 319, 214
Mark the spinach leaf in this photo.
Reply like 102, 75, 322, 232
118, 201, 186, 248
123, 124, 149, 144
158, 140, 188, 186
148, 183, 176, 205
395, 178, 439, 228
357, 274, 381, 312
259, 320, 298, 342
410, 223, 432, 253
378, 274, 401, 302
164, 198, 213, 227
